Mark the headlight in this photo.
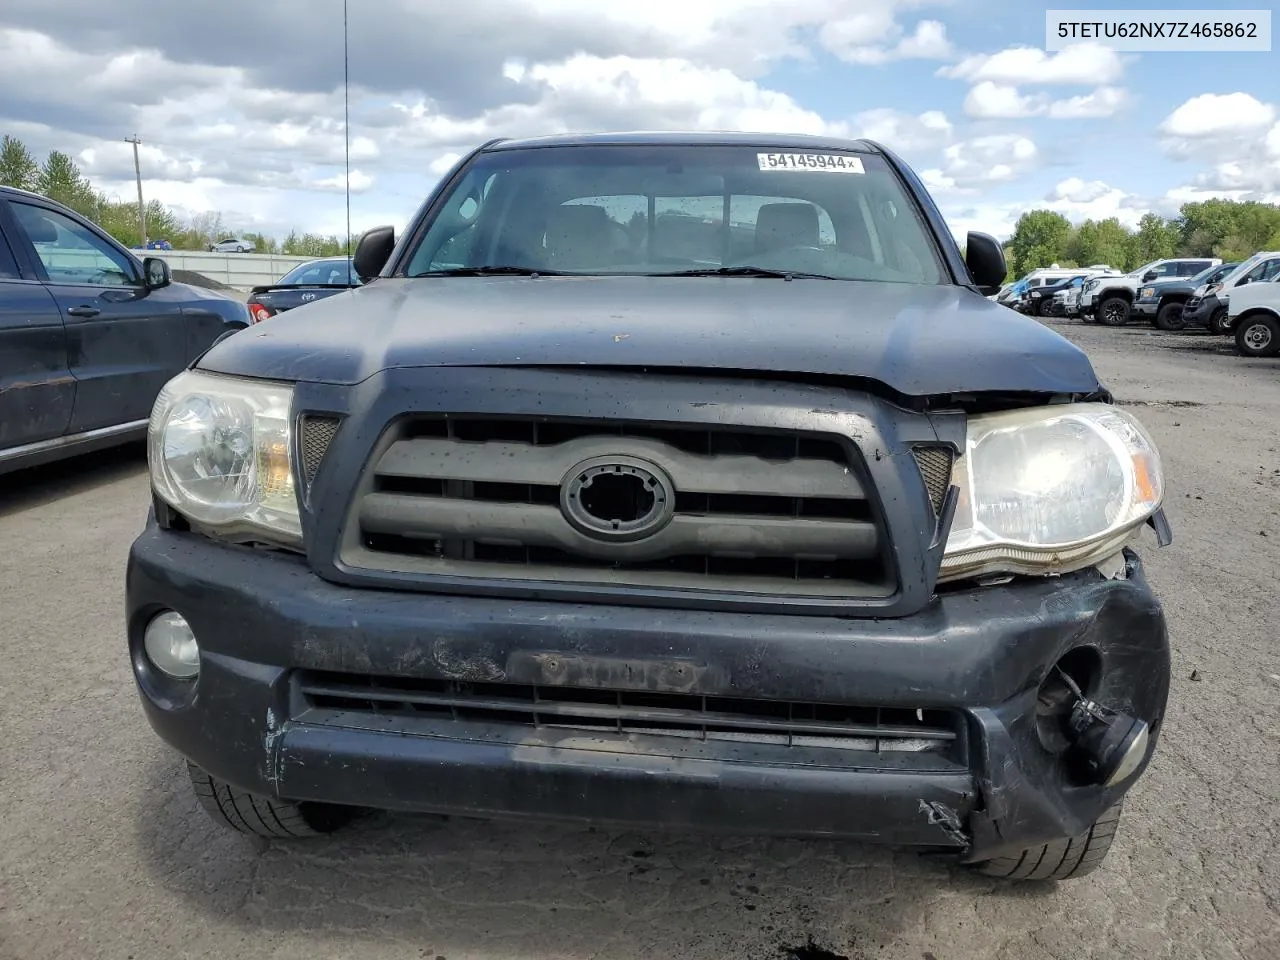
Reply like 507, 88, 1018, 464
940, 403, 1162, 582
1140, 287, 1155, 299
148, 369, 301, 545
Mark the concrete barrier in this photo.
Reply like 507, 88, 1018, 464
144, 250, 315, 290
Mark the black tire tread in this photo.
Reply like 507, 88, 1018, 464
187, 763, 334, 838
975, 802, 1123, 882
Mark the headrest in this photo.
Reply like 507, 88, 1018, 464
544, 204, 615, 269
755, 202, 819, 253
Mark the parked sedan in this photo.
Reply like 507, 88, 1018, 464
208, 237, 256, 253
0, 186, 250, 475
245, 257, 361, 323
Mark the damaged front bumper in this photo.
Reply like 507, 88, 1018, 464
126, 521, 1170, 863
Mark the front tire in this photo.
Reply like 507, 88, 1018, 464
1209, 307, 1231, 335
1097, 296, 1131, 327
187, 763, 355, 838
1234, 313, 1280, 358
1154, 301, 1186, 331
973, 802, 1123, 882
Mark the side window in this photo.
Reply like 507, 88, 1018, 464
0, 222, 19, 279
11, 202, 136, 286
1242, 259, 1280, 283
1149, 262, 1177, 278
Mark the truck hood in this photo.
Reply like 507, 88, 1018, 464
198, 276, 1101, 397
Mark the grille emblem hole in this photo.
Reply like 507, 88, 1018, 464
561, 456, 676, 542
581, 471, 658, 526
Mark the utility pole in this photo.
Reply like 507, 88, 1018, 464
125, 135, 147, 246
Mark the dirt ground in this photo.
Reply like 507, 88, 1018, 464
1, 320, 1277, 960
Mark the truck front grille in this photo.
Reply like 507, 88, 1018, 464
296, 671, 960, 755
341, 416, 892, 599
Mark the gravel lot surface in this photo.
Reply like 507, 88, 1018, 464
2, 320, 1277, 960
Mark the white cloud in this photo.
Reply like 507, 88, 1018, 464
939, 42, 1125, 86
312, 170, 374, 192
942, 134, 1038, 186
963, 82, 1047, 119
825, 18, 955, 65
849, 108, 953, 153
1158, 95, 1280, 196
1160, 92, 1275, 138
1047, 86, 1130, 119
429, 153, 463, 175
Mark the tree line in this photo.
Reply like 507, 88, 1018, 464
0, 133, 352, 257
1003, 201, 1280, 281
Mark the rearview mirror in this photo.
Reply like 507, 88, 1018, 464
353, 226, 395, 282
143, 256, 171, 289
964, 232, 1006, 295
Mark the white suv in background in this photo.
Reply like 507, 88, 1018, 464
1080, 257, 1221, 326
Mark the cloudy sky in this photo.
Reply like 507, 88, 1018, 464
0, 0, 1276, 243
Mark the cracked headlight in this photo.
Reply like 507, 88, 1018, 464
147, 369, 301, 545
940, 403, 1163, 582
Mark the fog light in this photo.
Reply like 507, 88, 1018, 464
143, 611, 200, 679
1069, 704, 1150, 787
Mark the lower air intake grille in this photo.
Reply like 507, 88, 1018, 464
296, 671, 961, 755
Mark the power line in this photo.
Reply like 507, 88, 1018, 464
124, 134, 147, 246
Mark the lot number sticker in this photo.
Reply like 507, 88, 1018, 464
757, 153, 865, 173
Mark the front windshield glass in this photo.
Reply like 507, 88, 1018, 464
404, 144, 946, 284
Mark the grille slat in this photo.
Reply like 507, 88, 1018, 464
378, 435, 865, 499
359, 494, 878, 562
345, 416, 892, 600
297, 672, 958, 755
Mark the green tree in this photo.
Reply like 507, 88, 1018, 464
0, 134, 40, 191
38, 150, 96, 215
1067, 218, 1131, 271
1130, 213, 1179, 265
1008, 210, 1072, 275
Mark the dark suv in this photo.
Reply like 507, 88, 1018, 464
127, 132, 1172, 883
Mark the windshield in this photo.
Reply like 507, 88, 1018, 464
403, 144, 946, 284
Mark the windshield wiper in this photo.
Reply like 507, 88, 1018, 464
662, 266, 839, 280
414, 265, 567, 278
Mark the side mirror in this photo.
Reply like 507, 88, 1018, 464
1142, 271, 1157, 282
964, 231, 1006, 295
143, 256, 171, 289
353, 226, 395, 282
1237, 276, 1250, 285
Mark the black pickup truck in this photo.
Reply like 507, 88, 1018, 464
0, 187, 249, 475
128, 132, 1172, 883
245, 257, 360, 323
